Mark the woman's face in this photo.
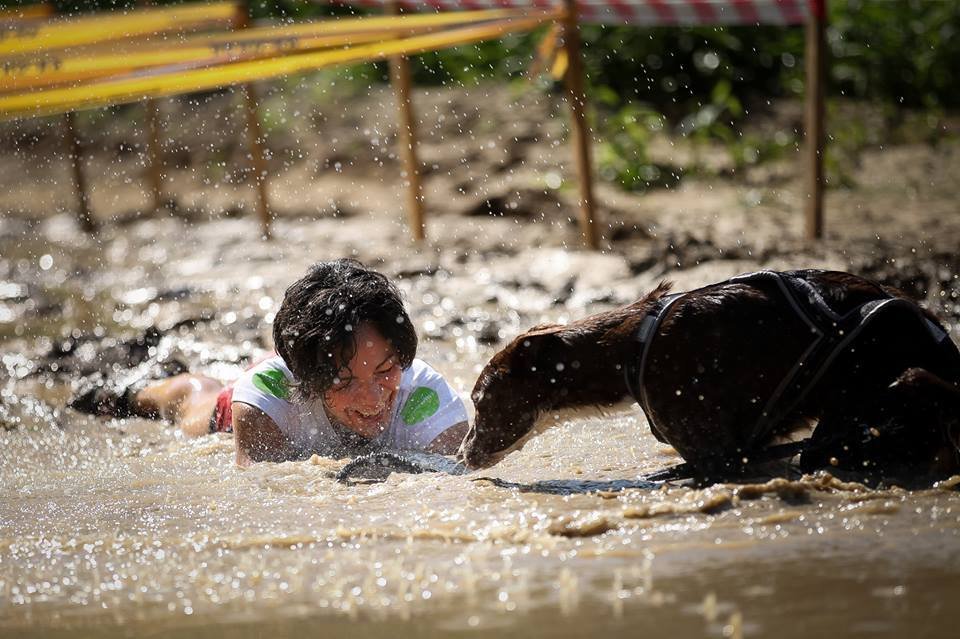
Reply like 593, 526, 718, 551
323, 322, 402, 439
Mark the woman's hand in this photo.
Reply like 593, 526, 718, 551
232, 402, 295, 466
425, 421, 469, 455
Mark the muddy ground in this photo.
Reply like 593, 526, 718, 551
2, 81, 960, 346
1, 79, 959, 637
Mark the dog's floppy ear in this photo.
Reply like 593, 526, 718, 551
508, 327, 569, 377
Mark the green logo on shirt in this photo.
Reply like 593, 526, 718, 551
253, 369, 290, 400
400, 386, 440, 425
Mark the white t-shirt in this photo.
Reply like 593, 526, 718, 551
231, 355, 468, 456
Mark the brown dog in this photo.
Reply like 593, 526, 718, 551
457, 270, 960, 480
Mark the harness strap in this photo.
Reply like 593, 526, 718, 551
623, 292, 683, 437
625, 269, 957, 481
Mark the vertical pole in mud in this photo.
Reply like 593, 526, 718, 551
387, 2, 426, 242
144, 98, 166, 213
242, 84, 272, 239
64, 112, 96, 233
139, 0, 165, 214
560, 0, 599, 249
803, 0, 827, 240
237, 4, 273, 239
51, 1, 95, 233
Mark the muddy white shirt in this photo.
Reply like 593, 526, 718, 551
230, 355, 468, 456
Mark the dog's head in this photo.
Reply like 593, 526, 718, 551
458, 325, 571, 469
457, 288, 671, 470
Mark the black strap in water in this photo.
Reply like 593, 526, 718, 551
336, 450, 467, 483
640, 439, 812, 483
471, 476, 662, 494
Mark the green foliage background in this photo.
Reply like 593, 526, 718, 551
4, 0, 958, 189
10, 0, 957, 108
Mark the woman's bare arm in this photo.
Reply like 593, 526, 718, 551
232, 402, 296, 466
425, 421, 469, 455
234, 400, 468, 462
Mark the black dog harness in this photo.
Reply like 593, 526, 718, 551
625, 270, 954, 469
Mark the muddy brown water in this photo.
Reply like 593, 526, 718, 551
3, 203, 960, 637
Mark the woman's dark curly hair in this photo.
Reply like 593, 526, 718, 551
272, 259, 417, 401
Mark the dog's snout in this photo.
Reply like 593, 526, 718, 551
455, 439, 468, 464
456, 430, 496, 470
456, 425, 478, 463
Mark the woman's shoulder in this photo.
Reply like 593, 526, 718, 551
396, 358, 463, 415
402, 358, 444, 383
385, 358, 468, 449
400, 358, 459, 396
233, 354, 295, 402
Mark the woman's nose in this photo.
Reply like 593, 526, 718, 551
353, 378, 388, 405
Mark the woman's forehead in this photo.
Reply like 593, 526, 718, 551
336, 323, 396, 373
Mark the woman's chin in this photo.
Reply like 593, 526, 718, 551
344, 410, 390, 438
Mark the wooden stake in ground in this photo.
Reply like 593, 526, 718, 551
143, 98, 166, 213
804, 0, 827, 240
138, 0, 166, 214
64, 111, 96, 233
237, 4, 272, 239
233, 1, 272, 240
387, 2, 426, 242
561, 0, 599, 250
241, 83, 272, 239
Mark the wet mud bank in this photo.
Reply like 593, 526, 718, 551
2, 84, 960, 637
2, 212, 959, 638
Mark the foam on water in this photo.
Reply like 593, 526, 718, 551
2, 400, 959, 637
2, 216, 960, 637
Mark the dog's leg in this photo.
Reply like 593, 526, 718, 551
799, 294, 960, 479
800, 367, 960, 477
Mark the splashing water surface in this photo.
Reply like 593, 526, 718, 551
2, 211, 960, 638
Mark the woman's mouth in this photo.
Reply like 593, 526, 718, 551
347, 403, 391, 432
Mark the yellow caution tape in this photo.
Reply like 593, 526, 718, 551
551, 48, 569, 81
1, 31, 400, 92
1, 8, 534, 91
527, 21, 560, 80
202, 7, 529, 38
0, 2, 240, 55
0, 10, 558, 120
0, 4, 53, 21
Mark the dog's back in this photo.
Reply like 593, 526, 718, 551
641, 269, 959, 472
460, 270, 960, 477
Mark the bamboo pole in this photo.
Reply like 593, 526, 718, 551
143, 97, 165, 212
560, 0, 599, 249
64, 111, 96, 233
387, 1, 426, 242
50, 2, 95, 234
236, 4, 272, 239
241, 83, 272, 238
138, 0, 165, 214
803, 1, 827, 240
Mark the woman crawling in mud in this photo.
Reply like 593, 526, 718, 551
69, 259, 469, 466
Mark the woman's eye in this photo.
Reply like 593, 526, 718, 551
376, 362, 398, 376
